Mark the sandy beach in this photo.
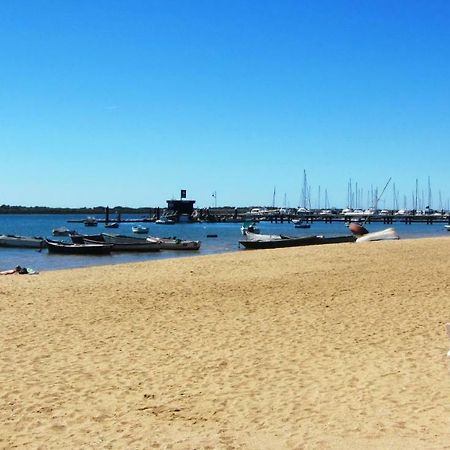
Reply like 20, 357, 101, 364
1, 237, 449, 449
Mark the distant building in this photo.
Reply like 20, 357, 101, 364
166, 199, 196, 216
166, 190, 196, 220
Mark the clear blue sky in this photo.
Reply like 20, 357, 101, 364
1, 0, 449, 209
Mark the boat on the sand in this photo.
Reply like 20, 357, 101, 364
239, 232, 356, 249
355, 228, 400, 243
46, 239, 113, 255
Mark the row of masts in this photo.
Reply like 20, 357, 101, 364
270, 171, 450, 212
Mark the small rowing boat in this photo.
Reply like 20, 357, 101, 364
147, 236, 201, 250
46, 239, 113, 255
239, 233, 355, 249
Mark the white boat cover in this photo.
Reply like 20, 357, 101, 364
356, 228, 400, 243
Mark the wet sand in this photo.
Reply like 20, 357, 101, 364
1, 237, 450, 449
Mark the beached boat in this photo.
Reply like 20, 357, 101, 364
0, 234, 46, 249
239, 233, 356, 249
147, 236, 201, 251
132, 225, 149, 234
101, 233, 160, 252
46, 239, 113, 255
355, 228, 400, 243
52, 227, 75, 236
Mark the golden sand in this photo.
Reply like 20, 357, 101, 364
1, 237, 450, 449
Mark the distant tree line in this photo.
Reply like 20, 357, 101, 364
0, 205, 156, 214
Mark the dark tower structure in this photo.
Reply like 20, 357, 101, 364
166, 190, 196, 221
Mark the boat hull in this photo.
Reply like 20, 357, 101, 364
239, 235, 356, 249
355, 228, 399, 243
46, 239, 112, 255
101, 234, 160, 252
0, 235, 46, 249
149, 237, 200, 250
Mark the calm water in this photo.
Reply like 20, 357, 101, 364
0, 214, 448, 272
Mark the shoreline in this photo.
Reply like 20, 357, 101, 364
1, 237, 450, 448
6, 234, 449, 274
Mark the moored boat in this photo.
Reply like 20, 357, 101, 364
105, 222, 119, 228
445, 225, 450, 231
155, 218, 176, 225
84, 217, 98, 227
0, 234, 46, 249
294, 223, 311, 229
52, 227, 75, 236
132, 225, 149, 234
46, 239, 113, 255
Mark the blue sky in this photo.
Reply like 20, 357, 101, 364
1, 0, 450, 209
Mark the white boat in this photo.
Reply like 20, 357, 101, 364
132, 225, 149, 234
84, 217, 98, 226
0, 234, 46, 248
445, 225, 450, 231
244, 231, 283, 241
147, 236, 201, 250
52, 227, 74, 236
356, 228, 400, 243
155, 218, 176, 225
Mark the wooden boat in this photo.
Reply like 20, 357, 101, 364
46, 239, 113, 255
239, 233, 356, 249
101, 233, 160, 252
0, 234, 46, 249
147, 236, 201, 250
132, 225, 149, 234
355, 228, 399, 243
